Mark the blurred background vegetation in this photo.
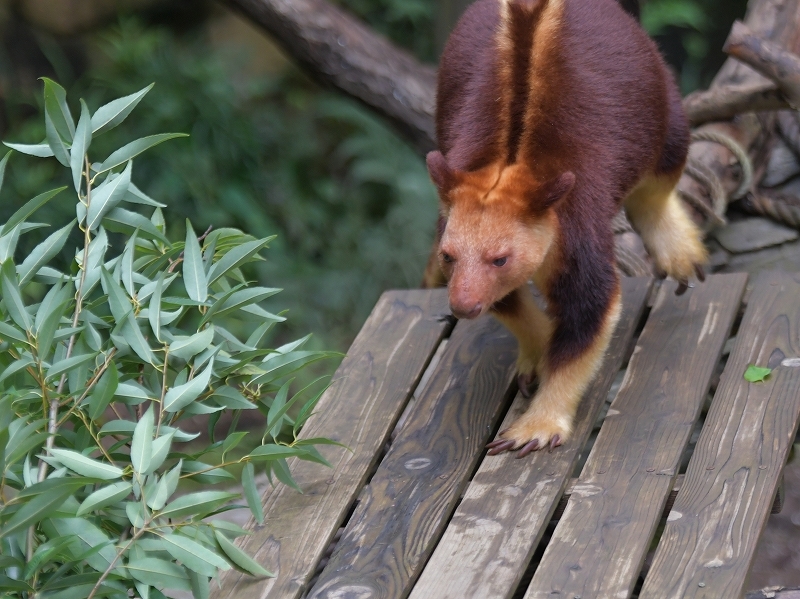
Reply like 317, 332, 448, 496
0, 0, 749, 353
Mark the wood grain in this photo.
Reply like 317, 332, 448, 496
640, 271, 800, 599
217, 289, 451, 599
408, 277, 652, 599
307, 314, 520, 599
523, 274, 748, 599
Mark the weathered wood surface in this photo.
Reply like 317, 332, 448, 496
523, 274, 748, 599
217, 289, 452, 599
409, 277, 652, 599
640, 270, 800, 599
307, 314, 519, 599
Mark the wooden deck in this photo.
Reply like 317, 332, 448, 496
217, 270, 800, 599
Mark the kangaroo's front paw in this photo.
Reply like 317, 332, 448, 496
485, 403, 572, 458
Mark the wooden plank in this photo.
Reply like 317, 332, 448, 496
307, 313, 520, 599
552, 472, 784, 522
217, 289, 452, 599
523, 273, 748, 599
747, 588, 800, 599
409, 277, 652, 599
640, 270, 800, 599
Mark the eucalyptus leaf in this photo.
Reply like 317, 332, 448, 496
131, 405, 154, 475
168, 326, 215, 362
70, 100, 92, 194
47, 448, 123, 480
42, 77, 75, 140
86, 161, 132, 231
214, 530, 273, 577
2, 142, 54, 158
91, 83, 154, 135
77, 481, 133, 516
158, 490, 237, 520
0, 187, 66, 237
183, 220, 207, 303
160, 533, 230, 577
163, 358, 214, 412
18, 220, 74, 286
45, 109, 70, 167
241, 462, 264, 525
1, 260, 32, 331
95, 133, 188, 174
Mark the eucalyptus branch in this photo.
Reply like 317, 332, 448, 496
86, 518, 151, 599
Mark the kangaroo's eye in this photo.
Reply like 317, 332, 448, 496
492, 257, 508, 267
442, 253, 454, 264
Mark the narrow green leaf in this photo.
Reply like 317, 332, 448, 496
160, 533, 231, 577
189, 570, 210, 599
0, 356, 34, 387
168, 326, 215, 362
210, 386, 256, 410
0, 320, 28, 345
0, 479, 86, 539
19, 220, 74, 286
47, 448, 122, 480
241, 462, 264, 525
158, 490, 237, 520
95, 133, 188, 174
247, 445, 306, 461
126, 501, 146, 528
43, 517, 117, 573
121, 229, 138, 297
42, 77, 75, 140
148, 273, 166, 342
131, 405, 154, 475
125, 182, 166, 208
0, 223, 20, 262
87, 362, 119, 420
214, 530, 273, 577
272, 457, 302, 493
0, 187, 66, 237
183, 221, 207, 303
267, 381, 290, 441
146, 430, 174, 475
744, 364, 772, 383
206, 237, 274, 286
102, 206, 169, 244
33, 293, 70, 360
163, 358, 214, 412
87, 161, 132, 231
1, 260, 31, 331
119, 313, 156, 365
45, 352, 98, 382
252, 351, 337, 386
0, 150, 10, 196
5, 431, 49, 467
70, 100, 92, 194
91, 83, 154, 135
201, 287, 280, 326
73, 229, 105, 297
45, 109, 70, 167
2, 142, 53, 158
101, 266, 131, 323
127, 557, 192, 591
76, 481, 132, 516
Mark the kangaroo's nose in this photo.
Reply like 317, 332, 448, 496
450, 302, 482, 320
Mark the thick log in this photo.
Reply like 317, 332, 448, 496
725, 20, 800, 107
221, 0, 437, 155
677, 0, 800, 230
684, 82, 789, 127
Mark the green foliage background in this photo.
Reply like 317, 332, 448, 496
0, 0, 748, 353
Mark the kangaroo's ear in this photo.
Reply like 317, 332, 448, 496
427, 151, 457, 196
540, 171, 575, 209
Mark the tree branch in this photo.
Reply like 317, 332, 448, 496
724, 20, 800, 107
683, 81, 789, 126
222, 0, 437, 154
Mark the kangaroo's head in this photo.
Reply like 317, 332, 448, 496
427, 150, 574, 319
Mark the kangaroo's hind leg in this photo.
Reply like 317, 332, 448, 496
624, 173, 708, 293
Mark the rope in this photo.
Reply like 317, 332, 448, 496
743, 191, 800, 228
689, 130, 753, 200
